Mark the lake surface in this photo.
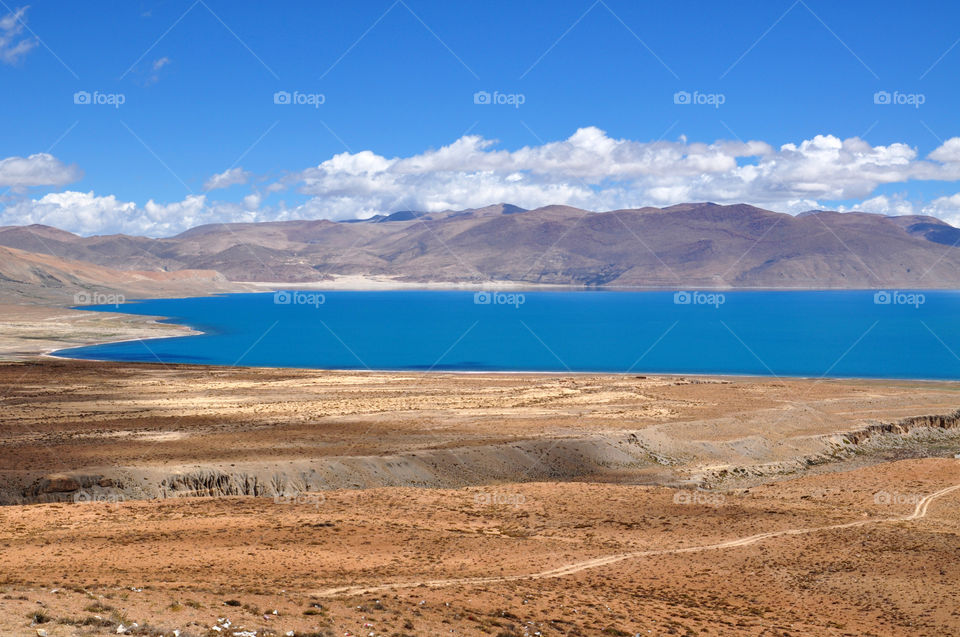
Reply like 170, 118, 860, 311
54, 290, 960, 379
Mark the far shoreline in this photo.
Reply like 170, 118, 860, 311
243, 277, 960, 292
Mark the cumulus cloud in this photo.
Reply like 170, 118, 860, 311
204, 167, 251, 191
0, 191, 261, 236
0, 191, 136, 235
921, 194, 960, 227
927, 138, 960, 164
0, 153, 82, 189
243, 192, 262, 210
850, 194, 916, 216
6, 128, 960, 236
283, 128, 960, 218
0, 6, 36, 64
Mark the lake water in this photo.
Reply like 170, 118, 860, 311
53, 290, 960, 380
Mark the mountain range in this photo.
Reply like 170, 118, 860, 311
2, 202, 960, 299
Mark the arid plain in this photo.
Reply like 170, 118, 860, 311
2, 308, 960, 636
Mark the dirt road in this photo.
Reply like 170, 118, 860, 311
316, 479, 960, 597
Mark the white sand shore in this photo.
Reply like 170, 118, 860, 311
241, 274, 575, 290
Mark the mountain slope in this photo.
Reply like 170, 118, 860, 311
2, 203, 959, 288
0, 245, 239, 304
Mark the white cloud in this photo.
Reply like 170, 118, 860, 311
0, 153, 82, 188
927, 138, 960, 164
243, 192, 262, 210
0, 6, 36, 64
922, 194, 960, 227
1, 191, 136, 235
285, 128, 960, 217
0, 190, 271, 236
851, 194, 916, 216
141, 56, 172, 85
6, 129, 960, 236
204, 167, 251, 191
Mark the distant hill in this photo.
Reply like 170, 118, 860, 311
0, 244, 239, 304
2, 202, 960, 288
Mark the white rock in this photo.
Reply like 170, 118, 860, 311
35, 630, 47, 637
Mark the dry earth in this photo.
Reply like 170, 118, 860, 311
4, 360, 960, 505
1, 459, 959, 636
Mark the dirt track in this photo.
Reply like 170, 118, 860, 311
316, 480, 960, 598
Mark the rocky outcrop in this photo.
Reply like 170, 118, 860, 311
12, 410, 960, 505
840, 410, 960, 445
23, 473, 125, 503
698, 410, 960, 487
160, 470, 268, 498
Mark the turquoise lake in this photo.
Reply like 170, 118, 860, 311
53, 290, 960, 379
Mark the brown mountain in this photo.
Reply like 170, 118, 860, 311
2, 202, 960, 288
0, 244, 239, 304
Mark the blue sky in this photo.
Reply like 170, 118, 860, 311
2, 0, 960, 235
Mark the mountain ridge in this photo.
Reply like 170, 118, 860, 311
2, 202, 960, 289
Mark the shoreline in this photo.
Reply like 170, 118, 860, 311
42, 351, 960, 386
241, 279, 959, 292
0, 304, 203, 362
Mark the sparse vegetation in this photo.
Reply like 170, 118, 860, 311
84, 601, 114, 613
28, 609, 50, 624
